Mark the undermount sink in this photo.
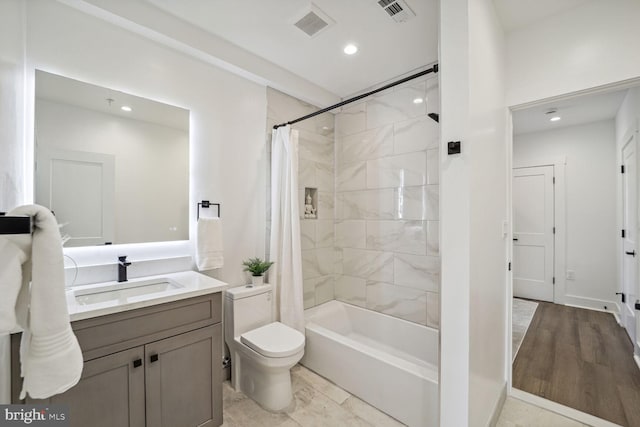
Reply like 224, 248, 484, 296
74, 278, 183, 306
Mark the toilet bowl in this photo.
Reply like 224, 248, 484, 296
224, 284, 305, 411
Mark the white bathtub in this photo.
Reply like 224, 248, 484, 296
301, 300, 439, 427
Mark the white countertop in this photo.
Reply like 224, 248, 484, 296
65, 270, 230, 322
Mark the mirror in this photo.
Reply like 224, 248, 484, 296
34, 70, 189, 247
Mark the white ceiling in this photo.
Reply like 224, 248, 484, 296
493, 0, 591, 32
145, 0, 438, 98
513, 89, 629, 135
36, 70, 189, 131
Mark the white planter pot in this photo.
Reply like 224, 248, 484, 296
252, 275, 264, 286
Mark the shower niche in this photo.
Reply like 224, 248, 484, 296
303, 188, 317, 219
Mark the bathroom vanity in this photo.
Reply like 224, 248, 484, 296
10, 271, 228, 427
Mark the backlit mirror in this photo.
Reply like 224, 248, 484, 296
34, 70, 189, 247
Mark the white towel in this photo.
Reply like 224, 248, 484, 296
0, 235, 29, 332
196, 218, 224, 271
1, 205, 83, 399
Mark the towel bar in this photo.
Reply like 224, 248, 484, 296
197, 201, 221, 220
0, 212, 32, 235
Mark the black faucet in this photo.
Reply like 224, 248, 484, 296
118, 255, 132, 282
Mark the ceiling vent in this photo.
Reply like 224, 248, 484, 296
294, 5, 335, 38
377, 0, 416, 23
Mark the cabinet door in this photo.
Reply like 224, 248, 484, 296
145, 325, 222, 427
28, 346, 145, 427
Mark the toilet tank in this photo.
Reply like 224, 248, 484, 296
224, 284, 273, 338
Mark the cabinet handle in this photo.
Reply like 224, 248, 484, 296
626, 250, 636, 257
513, 238, 519, 241
150, 354, 159, 363
133, 358, 142, 368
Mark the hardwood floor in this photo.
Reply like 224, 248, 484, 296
513, 302, 640, 427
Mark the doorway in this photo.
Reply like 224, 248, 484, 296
509, 83, 640, 426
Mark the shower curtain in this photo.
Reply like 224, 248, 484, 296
269, 125, 305, 333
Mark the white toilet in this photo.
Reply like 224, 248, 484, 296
224, 284, 305, 411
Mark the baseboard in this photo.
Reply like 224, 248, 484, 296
488, 383, 507, 427
563, 295, 620, 315
510, 389, 621, 427
613, 312, 622, 325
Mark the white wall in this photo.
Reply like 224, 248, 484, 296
0, 0, 25, 213
467, 0, 509, 425
506, 0, 640, 107
21, 0, 268, 286
35, 99, 189, 245
439, 0, 471, 423
439, 0, 508, 425
514, 121, 618, 310
0, 0, 26, 407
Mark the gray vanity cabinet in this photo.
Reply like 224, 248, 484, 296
11, 292, 223, 427
28, 346, 146, 427
145, 325, 222, 427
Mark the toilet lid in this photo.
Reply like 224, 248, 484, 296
240, 322, 305, 358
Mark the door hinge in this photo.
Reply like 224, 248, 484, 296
553, 227, 556, 234
553, 176, 556, 184
552, 277, 556, 284
621, 165, 625, 173
622, 229, 626, 238
508, 262, 511, 271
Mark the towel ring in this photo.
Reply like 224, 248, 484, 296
197, 201, 221, 220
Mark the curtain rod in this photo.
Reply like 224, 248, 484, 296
273, 64, 439, 130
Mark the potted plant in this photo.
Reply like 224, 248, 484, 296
242, 257, 274, 286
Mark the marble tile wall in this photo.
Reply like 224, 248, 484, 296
334, 73, 441, 328
265, 88, 335, 309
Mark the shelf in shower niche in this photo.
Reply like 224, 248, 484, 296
303, 188, 318, 219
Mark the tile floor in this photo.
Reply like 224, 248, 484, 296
497, 397, 589, 427
221, 364, 405, 426
222, 364, 587, 427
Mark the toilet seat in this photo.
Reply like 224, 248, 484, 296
240, 322, 305, 358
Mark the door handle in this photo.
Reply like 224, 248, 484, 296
625, 250, 636, 257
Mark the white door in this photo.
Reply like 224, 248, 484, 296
621, 129, 639, 354
513, 166, 555, 302
36, 148, 115, 246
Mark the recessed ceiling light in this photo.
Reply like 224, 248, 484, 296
121, 106, 132, 112
343, 44, 358, 55
413, 97, 424, 104
550, 116, 561, 122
